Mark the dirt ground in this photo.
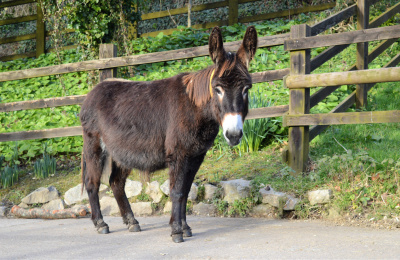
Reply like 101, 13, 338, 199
1, 215, 400, 259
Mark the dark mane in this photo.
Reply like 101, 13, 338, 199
183, 52, 244, 107
183, 66, 214, 107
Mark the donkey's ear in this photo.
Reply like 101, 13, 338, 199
209, 27, 225, 65
237, 26, 258, 68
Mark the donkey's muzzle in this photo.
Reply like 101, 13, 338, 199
222, 113, 244, 146
225, 129, 243, 146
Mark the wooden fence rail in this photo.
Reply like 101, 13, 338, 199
285, 67, 400, 89
284, 110, 400, 126
0, 33, 289, 82
139, 0, 335, 37
284, 24, 400, 51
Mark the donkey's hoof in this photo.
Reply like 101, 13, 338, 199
171, 233, 184, 243
128, 224, 141, 232
183, 229, 192, 237
97, 226, 110, 234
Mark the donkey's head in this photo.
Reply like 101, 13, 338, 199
209, 26, 258, 146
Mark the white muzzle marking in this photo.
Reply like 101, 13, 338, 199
222, 113, 243, 144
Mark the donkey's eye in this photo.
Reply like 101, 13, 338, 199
242, 86, 250, 97
215, 86, 224, 97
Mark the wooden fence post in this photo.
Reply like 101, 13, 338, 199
287, 24, 311, 174
36, 4, 45, 58
97, 44, 117, 184
99, 44, 117, 82
356, 0, 369, 108
188, 0, 192, 27
228, 0, 238, 25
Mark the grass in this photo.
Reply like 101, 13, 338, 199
307, 81, 400, 220
0, 156, 81, 204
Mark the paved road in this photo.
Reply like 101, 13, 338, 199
1, 216, 399, 259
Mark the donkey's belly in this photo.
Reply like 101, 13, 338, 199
111, 147, 167, 172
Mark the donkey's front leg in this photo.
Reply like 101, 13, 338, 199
169, 184, 185, 242
168, 159, 188, 243
180, 153, 207, 238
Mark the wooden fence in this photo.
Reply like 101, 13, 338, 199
0, 0, 399, 174
138, 0, 336, 37
282, 0, 400, 173
0, 0, 335, 61
0, 0, 75, 62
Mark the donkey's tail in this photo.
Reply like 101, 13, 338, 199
81, 152, 86, 195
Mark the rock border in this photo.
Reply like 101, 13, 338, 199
4, 179, 333, 219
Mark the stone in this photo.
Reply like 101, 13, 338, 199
100, 196, 120, 216
18, 202, 29, 209
188, 183, 198, 201
42, 199, 66, 211
259, 187, 287, 208
64, 183, 109, 205
163, 201, 172, 213
132, 202, 153, 216
204, 183, 218, 201
220, 179, 251, 203
21, 186, 60, 205
0, 206, 6, 217
193, 202, 217, 217
308, 189, 333, 205
328, 208, 340, 220
160, 180, 197, 201
72, 204, 91, 214
125, 179, 143, 198
145, 181, 163, 203
251, 204, 276, 218
160, 179, 170, 196
284, 195, 300, 211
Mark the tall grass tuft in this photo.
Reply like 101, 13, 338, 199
235, 88, 284, 153
0, 155, 19, 188
0, 143, 21, 188
34, 144, 57, 179
212, 88, 285, 154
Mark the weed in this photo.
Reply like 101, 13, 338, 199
197, 185, 205, 202
249, 181, 262, 205
213, 199, 229, 216
136, 192, 151, 202
186, 200, 193, 214
228, 198, 254, 217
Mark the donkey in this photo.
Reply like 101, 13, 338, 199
80, 26, 258, 243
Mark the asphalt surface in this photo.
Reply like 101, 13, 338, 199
1, 215, 400, 259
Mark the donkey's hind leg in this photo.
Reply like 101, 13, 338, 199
110, 161, 141, 232
82, 133, 109, 234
